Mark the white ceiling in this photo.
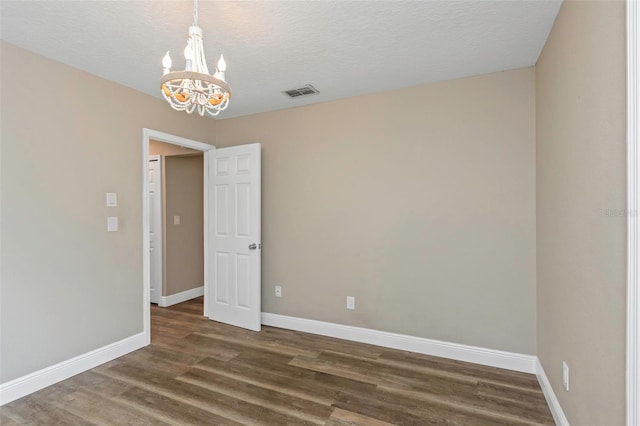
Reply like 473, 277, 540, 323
0, 1, 562, 119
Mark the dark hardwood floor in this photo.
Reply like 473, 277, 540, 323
1, 297, 554, 425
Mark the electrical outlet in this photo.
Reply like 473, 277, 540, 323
346, 296, 355, 310
275, 286, 282, 297
562, 361, 569, 391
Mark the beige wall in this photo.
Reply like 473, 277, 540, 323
217, 68, 537, 354
0, 42, 216, 383
535, 1, 627, 424
164, 155, 204, 296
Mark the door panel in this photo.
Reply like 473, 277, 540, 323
215, 252, 230, 304
207, 143, 261, 331
215, 185, 229, 236
236, 254, 251, 308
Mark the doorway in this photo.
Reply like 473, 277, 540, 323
148, 141, 205, 308
142, 129, 215, 345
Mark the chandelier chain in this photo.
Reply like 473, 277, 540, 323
193, 0, 198, 26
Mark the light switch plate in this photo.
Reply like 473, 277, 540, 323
106, 192, 117, 207
173, 215, 181, 225
107, 217, 119, 232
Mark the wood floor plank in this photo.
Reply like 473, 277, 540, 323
0, 412, 20, 425
311, 371, 381, 397
151, 323, 192, 339
102, 362, 319, 425
118, 344, 208, 372
178, 368, 333, 424
59, 370, 132, 399
111, 349, 194, 378
137, 344, 210, 366
0, 397, 96, 426
259, 327, 383, 360
115, 385, 242, 426
193, 356, 334, 405
163, 297, 205, 315
375, 385, 551, 426
192, 330, 321, 358
327, 407, 398, 426
379, 348, 541, 390
56, 388, 174, 426
2, 298, 553, 425
334, 385, 535, 426
330, 389, 445, 425
289, 355, 381, 385
318, 350, 483, 394
476, 381, 552, 419
152, 332, 240, 361
317, 350, 483, 388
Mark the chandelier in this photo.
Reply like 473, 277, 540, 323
160, 0, 231, 117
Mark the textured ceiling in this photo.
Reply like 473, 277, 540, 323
0, 1, 561, 119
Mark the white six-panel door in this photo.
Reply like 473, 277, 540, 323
207, 143, 261, 331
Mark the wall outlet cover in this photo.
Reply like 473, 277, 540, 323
107, 216, 119, 232
346, 296, 355, 310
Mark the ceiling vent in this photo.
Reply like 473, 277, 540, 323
283, 84, 319, 98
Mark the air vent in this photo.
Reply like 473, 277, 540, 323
283, 84, 319, 98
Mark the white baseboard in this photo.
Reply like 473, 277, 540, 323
261, 313, 537, 374
536, 358, 569, 426
158, 286, 204, 308
0, 332, 146, 406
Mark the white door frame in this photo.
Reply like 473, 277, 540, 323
142, 128, 215, 345
627, 0, 639, 424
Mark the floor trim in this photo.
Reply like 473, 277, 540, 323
261, 312, 537, 374
0, 332, 146, 406
158, 286, 204, 308
536, 358, 570, 426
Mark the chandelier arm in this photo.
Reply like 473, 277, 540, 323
192, 31, 209, 75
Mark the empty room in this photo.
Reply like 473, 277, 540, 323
1, 0, 638, 425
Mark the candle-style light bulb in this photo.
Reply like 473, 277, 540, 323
162, 51, 172, 72
217, 54, 226, 72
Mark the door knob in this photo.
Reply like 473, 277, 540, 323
249, 243, 257, 250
